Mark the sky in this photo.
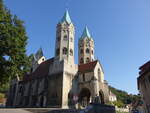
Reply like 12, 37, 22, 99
4, 0, 150, 94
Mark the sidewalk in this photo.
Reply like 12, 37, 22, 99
0, 109, 32, 113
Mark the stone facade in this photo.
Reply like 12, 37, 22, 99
6, 10, 111, 108
138, 61, 150, 113
78, 27, 95, 65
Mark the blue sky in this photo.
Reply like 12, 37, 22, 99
4, 0, 150, 94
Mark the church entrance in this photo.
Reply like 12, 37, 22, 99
99, 90, 105, 104
79, 88, 91, 107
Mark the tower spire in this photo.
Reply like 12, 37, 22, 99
81, 26, 91, 38
60, 10, 72, 24
78, 26, 94, 64
55, 10, 75, 64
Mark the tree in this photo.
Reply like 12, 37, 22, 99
109, 86, 141, 106
0, 0, 29, 85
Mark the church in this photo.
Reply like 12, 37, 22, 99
6, 11, 113, 108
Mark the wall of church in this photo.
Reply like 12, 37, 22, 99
78, 72, 94, 82
61, 60, 78, 108
23, 82, 30, 97
6, 79, 18, 107
78, 71, 97, 100
47, 74, 63, 107
8, 76, 50, 108
99, 82, 110, 103
13, 83, 23, 107
49, 59, 64, 75
94, 62, 104, 83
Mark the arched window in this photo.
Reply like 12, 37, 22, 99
70, 49, 73, 56
56, 48, 60, 56
63, 47, 67, 55
86, 57, 90, 63
63, 35, 67, 41
80, 58, 84, 64
80, 49, 83, 54
98, 68, 101, 82
86, 48, 90, 54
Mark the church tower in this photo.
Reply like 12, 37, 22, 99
78, 26, 95, 64
55, 10, 75, 64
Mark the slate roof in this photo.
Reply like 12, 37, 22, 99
60, 10, 72, 24
78, 60, 98, 73
23, 57, 54, 81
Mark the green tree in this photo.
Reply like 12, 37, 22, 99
0, 0, 29, 85
109, 86, 141, 106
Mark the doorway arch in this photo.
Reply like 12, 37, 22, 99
79, 88, 91, 107
99, 90, 105, 104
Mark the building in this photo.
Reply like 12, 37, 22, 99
6, 10, 110, 108
109, 91, 117, 102
138, 61, 150, 113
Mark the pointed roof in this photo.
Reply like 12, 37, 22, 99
60, 10, 72, 24
35, 48, 43, 60
81, 26, 91, 38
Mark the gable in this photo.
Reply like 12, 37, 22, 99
94, 61, 104, 74
78, 60, 98, 73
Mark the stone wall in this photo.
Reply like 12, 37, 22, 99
47, 74, 63, 107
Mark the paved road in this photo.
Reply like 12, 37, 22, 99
0, 108, 80, 113
0, 109, 32, 113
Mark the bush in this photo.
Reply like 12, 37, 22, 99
113, 100, 124, 108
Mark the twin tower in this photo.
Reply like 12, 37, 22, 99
55, 10, 95, 65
